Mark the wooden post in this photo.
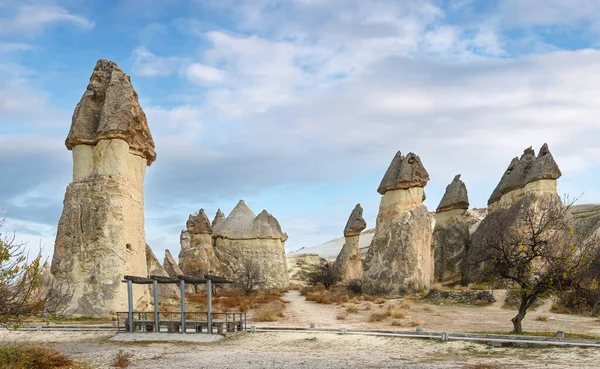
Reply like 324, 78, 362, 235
127, 280, 134, 333
180, 279, 186, 334
207, 279, 213, 334
153, 279, 159, 333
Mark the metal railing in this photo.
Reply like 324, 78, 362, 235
115, 311, 246, 334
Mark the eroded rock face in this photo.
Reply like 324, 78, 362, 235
163, 249, 183, 278
488, 144, 561, 209
213, 200, 289, 287
146, 245, 180, 302
178, 209, 221, 277
433, 175, 479, 284
51, 60, 155, 317
364, 151, 433, 294
212, 209, 225, 228
334, 204, 366, 282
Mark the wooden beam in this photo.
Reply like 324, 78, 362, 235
177, 275, 208, 284
149, 275, 180, 284
204, 274, 233, 284
123, 275, 153, 284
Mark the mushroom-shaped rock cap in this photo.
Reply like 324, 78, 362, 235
212, 209, 225, 228
377, 151, 429, 195
487, 144, 561, 205
186, 209, 213, 234
344, 203, 367, 237
66, 59, 156, 165
436, 175, 469, 213
213, 200, 256, 239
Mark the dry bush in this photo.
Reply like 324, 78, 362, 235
345, 304, 358, 313
369, 312, 387, 322
336, 311, 348, 320
363, 302, 373, 311
550, 303, 570, 314
535, 315, 549, 321
0, 344, 79, 369
112, 350, 133, 368
255, 302, 285, 322
390, 309, 408, 319
421, 306, 433, 312
398, 300, 412, 310
374, 298, 387, 305
409, 319, 424, 327
391, 319, 403, 326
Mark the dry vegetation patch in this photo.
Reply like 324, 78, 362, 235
0, 343, 88, 369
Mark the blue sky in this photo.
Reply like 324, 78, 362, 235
2, 0, 600, 262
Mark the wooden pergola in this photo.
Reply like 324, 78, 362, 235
122, 274, 233, 334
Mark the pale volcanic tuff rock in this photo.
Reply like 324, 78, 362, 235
146, 245, 180, 301
212, 209, 225, 228
488, 144, 561, 208
364, 152, 434, 294
179, 209, 221, 276
51, 60, 155, 317
433, 175, 480, 284
334, 204, 367, 282
212, 200, 289, 287
163, 249, 183, 278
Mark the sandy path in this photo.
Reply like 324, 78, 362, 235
273, 290, 339, 327
3, 331, 600, 368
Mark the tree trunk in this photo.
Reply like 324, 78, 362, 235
512, 295, 535, 334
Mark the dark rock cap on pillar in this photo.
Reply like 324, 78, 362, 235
436, 174, 469, 213
66, 59, 156, 165
344, 204, 367, 237
377, 151, 430, 195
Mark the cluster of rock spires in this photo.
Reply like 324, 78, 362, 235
178, 200, 289, 287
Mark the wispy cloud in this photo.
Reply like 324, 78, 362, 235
0, 3, 94, 35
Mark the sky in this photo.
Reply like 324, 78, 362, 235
2, 0, 600, 263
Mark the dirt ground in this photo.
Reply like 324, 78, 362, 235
1, 290, 600, 368
263, 290, 600, 336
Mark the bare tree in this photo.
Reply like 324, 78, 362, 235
308, 261, 339, 290
232, 256, 265, 296
469, 194, 599, 333
0, 217, 71, 328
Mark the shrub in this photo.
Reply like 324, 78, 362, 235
0, 344, 77, 369
409, 319, 424, 327
112, 350, 133, 368
535, 315, 549, 321
255, 302, 285, 321
398, 300, 412, 310
391, 319, 403, 326
345, 304, 358, 313
389, 309, 407, 319
550, 303, 570, 314
369, 312, 387, 322
336, 311, 348, 320
346, 279, 363, 295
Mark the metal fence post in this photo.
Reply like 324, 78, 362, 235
180, 279, 186, 334
207, 279, 213, 334
153, 279, 159, 333
127, 280, 134, 333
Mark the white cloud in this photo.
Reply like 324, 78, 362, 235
186, 63, 225, 84
0, 3, 94, 35
132, 47, 185, 77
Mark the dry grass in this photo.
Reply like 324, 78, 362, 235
389, 309, 408, 319
391, 319, 403, 326
550, 303, 570, 314
535, 315, 549, 321
0, 344, 87, 369
112, 350, 133, 368
409, 319, 424, 327
255, 301, 285, 322
344, 303, 359, 313
369, 312, 387, 322
462, 364, 503, 369
336, 311, 348, 320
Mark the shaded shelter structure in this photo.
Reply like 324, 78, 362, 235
120, 274, 244, 334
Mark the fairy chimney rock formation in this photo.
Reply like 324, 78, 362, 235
487, 143, 561, 210
163, 249, 183, 278
364, 151, 433, 294
334, 204, 367, 282
212, 200, 289, 287
433, 175, 479, 284
212, 209, 225, 228
146, 245, 180, 301
179, 209, 221, 276
51, 59, 155, 317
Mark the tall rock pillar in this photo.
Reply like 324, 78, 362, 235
334, 204, 367, 282
51, 59, 156, 317
363, 152, 433, 294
